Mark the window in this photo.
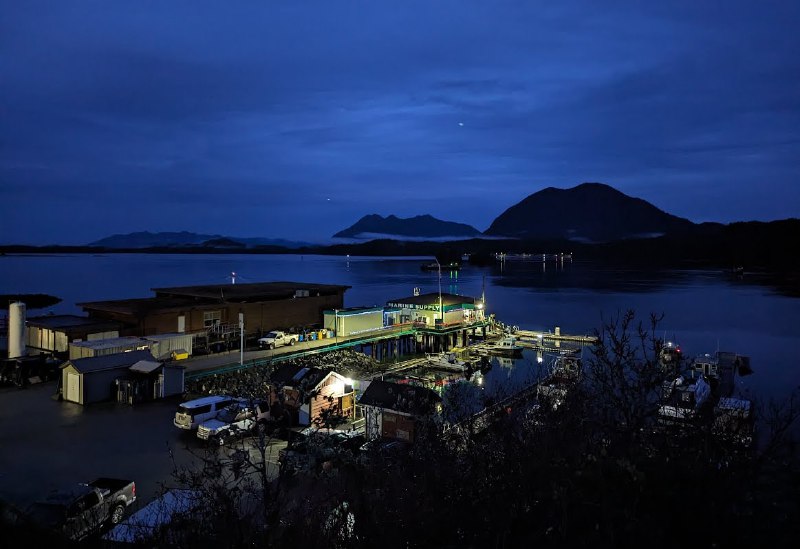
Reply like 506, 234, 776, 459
203, 311, 221, 328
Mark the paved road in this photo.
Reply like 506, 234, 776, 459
0, 381, 286, 513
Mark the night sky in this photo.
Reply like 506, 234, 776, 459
2, 1, 799, 245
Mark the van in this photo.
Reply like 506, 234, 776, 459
173, 395, 239, 430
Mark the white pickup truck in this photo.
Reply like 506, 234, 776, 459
258, 330, 299, 350
197, 401, 270, 446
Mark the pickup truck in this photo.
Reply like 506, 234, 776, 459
258, 330, 299, 349
25, 478, 136, 541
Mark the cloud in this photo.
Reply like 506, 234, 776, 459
1, 1, 798, 244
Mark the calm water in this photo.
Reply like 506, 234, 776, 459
2, 253, 799, 401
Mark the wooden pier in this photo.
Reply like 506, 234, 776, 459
514, 328, 597, 344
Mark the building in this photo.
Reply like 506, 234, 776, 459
385, 292, 484, 327
322, 306, 385, 337
69, 336, 151, 360
385, 292, 488, 353
60, 350, 154, 405
358, 380, 442, 443
77, 281, 350, 342
60, 349, 184, 405
24, 315, 122, 356
267, 364, 355, 427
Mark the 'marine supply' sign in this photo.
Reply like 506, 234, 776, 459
386, 302, 440, 311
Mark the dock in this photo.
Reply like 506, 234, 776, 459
183, 322, 595, 380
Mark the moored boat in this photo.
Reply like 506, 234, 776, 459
489, 336, 524, 357
420, 261, 460, 272
425, 351, 468, 372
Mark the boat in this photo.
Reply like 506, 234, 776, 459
488, 336, 523, 357
690, 351, 752, 399
420, 261, 460, 272
658, 373, 712, 423
425, 351, 468, 372
658, 341, 682, 375
537, 355, 583, 409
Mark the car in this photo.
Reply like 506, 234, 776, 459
197, 401, 268, 445
173, 395, 242, 431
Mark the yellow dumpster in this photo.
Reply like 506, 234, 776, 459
171, 349, 189, 361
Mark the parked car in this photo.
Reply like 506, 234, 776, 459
25, 478, 136, 541
173, 395, 241, 431
197, 401, 269, 446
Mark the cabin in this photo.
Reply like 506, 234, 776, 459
77, 282, 349, 344
60, 349, 184, 405
267, 364, 355, 427
61, 350, 150, 405
358, 380, 442, 443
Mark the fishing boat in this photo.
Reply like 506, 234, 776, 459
537, 354, 583, 409
488, 336, 523, 357
658, 373, 712, 423
420, 261, 460, 272
425, 351, 468, 372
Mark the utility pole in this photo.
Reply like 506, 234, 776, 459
239, 312, 244, 366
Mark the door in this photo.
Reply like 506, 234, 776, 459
66, 372, 81, 403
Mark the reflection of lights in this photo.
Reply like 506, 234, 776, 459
537, 356, 544, 363
477, 375, 483, 385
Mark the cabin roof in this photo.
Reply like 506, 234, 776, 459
269, 363, 334, 390
358, 379, 441, 415
64, 350, 156, 374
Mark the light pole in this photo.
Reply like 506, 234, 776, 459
334, 308, 339, 346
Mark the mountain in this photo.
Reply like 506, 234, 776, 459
333, 214, 481, 239
88, 231, 311, 249
484, 182, 696, 242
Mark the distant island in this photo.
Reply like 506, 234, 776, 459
1, 183, 798, 278
333, 214, 481, 240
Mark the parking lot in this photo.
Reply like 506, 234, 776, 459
0, 381, 286, 513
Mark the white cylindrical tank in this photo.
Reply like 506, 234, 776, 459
8, 301, 27, 358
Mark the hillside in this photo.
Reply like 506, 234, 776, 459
484, 182, 695, 241
333, 214, 481, 239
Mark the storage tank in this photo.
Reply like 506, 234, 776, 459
8, 301, 27, 358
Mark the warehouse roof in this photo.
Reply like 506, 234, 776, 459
64, 350, 156, 374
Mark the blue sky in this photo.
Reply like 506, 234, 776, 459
1, 1, 798, 245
